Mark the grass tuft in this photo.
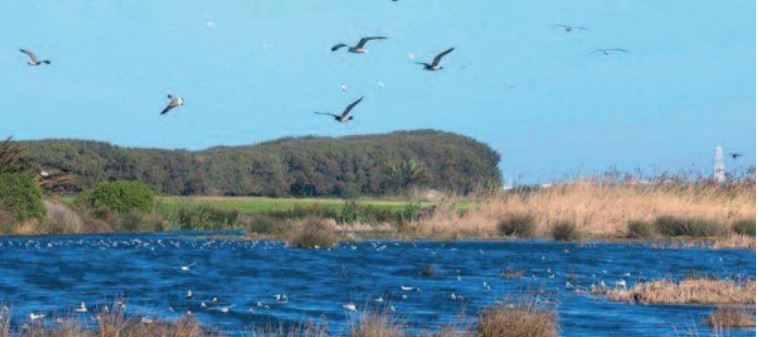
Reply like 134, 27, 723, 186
497, 214, 535, 238
350, 312, 405, 337
653, 216, 727, 237
731, 219, 756, 236
476, 298, 558, 337
595, 278, 755, 305
551, 221, 580, 241
626, 220, 656, 239
707, 306, 755, 328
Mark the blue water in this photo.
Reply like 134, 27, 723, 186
0, 232, 754, 336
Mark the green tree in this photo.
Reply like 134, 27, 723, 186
0, 172, 46, 223
78, 180, 156, 214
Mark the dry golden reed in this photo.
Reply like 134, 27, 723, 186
410, 180, 755, 245
707, 306, 755, 328
596, 278, 755, 305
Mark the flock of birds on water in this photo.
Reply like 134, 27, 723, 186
17, 18, 643, 126
0, 235, 740, 328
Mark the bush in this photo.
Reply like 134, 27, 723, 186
0, 173, 46, 223
176, 204, 240, 230
477, 299, 558, 337
287, 217, 339, 249
45, 201, 83, 234
732, 219, 756, 236
707, 306, 755, 328
654, 216, 727, 237
339, 200, 362, 224
626, 220, 655, 239
77, 180, 155, 215
244, 215, 288, 235
497, 214, 535, 238
551, 221, 580, 241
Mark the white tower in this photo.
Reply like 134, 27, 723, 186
713, 146, 726, 183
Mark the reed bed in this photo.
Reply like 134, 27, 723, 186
595, 278, 756, 305
707, 306, 755, 328
409, 180, 755, 246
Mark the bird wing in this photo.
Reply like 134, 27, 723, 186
331, 43, 348, 52
167, 94, 174, 99
610, 48, 629, 53
19, 49, 38, 63
341, 96, 364, 117
589, 49, 604, 54
432, 47, 455, 66
315, 112, 340, 118
161, 104, 175, 115
355, 36, 387, 49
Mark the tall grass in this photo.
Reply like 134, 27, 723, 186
410, 179, 755, 244
476, 298, 558, 337
595, 278, 756, 305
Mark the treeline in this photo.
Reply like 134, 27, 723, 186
18, 130, 502, 197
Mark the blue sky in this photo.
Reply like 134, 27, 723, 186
0, 0, 754, 183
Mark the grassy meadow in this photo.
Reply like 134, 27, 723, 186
158, 196, 431, 215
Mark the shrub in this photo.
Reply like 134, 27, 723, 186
176, 205, 240, 230
287, 217, 339, 249
551, 221, 580, 241
732, 219, 756, 236
78, 180, 155, 214
244, 215, 288, 235
339, 200, 362, 224
497, 214, 535, 238
0, 172, 46, 223
653, 216, 727, 237
477, 299, 558, 337
399, 201, 423, 225
707, 306, 755, 328
626, 220, 655, 239
45, 201, 83, 234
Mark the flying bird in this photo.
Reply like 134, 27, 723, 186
417, 47, 455, 71
315, 97, 364, 123
161, 95, 185, 115
331, 37, 387, 53
591, 48, 629, 56
554, 24, 587, 33
19, 49, 51, 66
729, 152, 742, 159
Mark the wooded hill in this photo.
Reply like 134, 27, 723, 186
18, 130, 502, 197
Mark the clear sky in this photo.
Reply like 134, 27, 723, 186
0, 0, 754, 183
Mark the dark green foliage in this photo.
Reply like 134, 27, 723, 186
731, 219, 756, 236
626, 220, 656, 239
287, 218, 339, 249
398, 201, 423, 226
0, 173, 46, 223
551, 221, 580, 241
653, 216, 727, 237
19, 130, 502, 197
175, 205, 240, 230
497, 214, 536, 238
0, 137, 26, 174
339, 200, 362, 224
77, 180, 155, 214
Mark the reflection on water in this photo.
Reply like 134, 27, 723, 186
0, 232, 754, 337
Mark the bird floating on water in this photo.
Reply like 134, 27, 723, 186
315, 97, 364, 123
179, 262, 195, 271
331, 37, 387, 53
342, 303, 357, 311
591, 48, 629, 56
75, 302, 88, 313
29, 313, 46, 321
274, 294, 288, 304
161, 95, 185, 115
19, 49, 51, 66
417, 47, 455, 71
186, 290, 193, 299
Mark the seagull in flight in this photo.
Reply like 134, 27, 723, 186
591, 48, 629, 56
331, 37, 387, 53
161, 94, 185, 115
554, 24, 587, 33
417, 47, 455, 71
729, 152, 742, 159
19, 49, 51, 66
315, 97, 364, 123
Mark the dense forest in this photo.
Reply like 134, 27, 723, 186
17, 130, 501, 197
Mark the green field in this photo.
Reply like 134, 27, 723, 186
158, 196, 431, 215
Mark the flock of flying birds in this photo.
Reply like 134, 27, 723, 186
17, 20, 640, 125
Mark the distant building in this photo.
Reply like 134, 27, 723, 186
713, 146, 726, 183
